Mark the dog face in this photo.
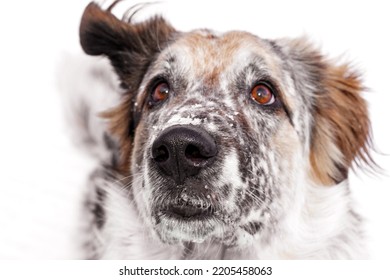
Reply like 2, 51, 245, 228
80, 3, 371, 247
131, 31, 305, 245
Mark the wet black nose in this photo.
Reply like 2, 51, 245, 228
151, 125, 218, 185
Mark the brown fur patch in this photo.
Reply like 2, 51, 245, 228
310, 63, 372, 185
100, 96, 133, 175
173, 31, 256, 86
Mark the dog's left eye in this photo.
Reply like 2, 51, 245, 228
150, 82, 170, 105
251, 83, 275, 105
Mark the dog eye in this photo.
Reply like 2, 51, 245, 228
251, 83, 275, 105
150, 82, 170, 105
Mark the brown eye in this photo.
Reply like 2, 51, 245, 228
151, 82, 170, 104
251, 83, 275, 105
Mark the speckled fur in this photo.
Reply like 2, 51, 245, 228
62, 2, 372, 259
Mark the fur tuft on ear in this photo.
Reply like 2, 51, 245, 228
310, 62, 373, 185
79, 2, 177, 174
80, 2, 176, 86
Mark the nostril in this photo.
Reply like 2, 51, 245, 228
185, 144, 202, 162
153, 145, 169, 163
185, 144, 211, 164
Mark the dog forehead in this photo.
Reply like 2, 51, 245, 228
159, 29, 280, 79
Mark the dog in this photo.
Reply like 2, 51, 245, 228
62, 1, 374, 259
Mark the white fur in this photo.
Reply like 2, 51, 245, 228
93, 175, 366, 259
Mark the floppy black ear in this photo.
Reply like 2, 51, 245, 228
80, 2, 176, 88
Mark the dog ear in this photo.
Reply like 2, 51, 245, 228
281, 38, 373, 185
310, 62, 372, 185
80, 2, 176, 88
79, 2, 176, 174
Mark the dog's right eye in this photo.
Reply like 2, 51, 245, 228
251, 83, 275, 106
150, 82, 170, 106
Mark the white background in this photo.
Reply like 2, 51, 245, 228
0, 0, 389, 259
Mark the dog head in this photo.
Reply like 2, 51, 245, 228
80, 2, 372, 247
